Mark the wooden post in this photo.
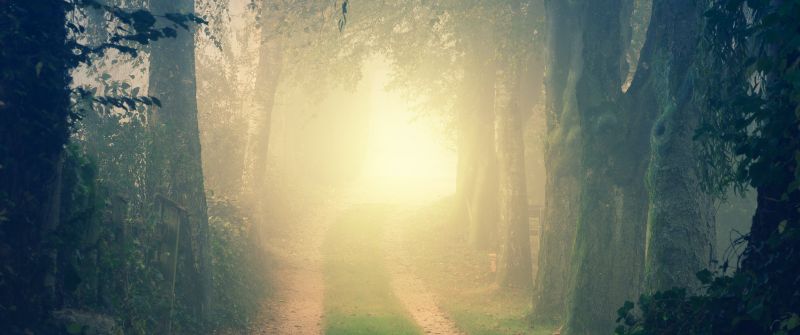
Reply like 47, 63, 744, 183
179, 210, 202, 320
156, 195, 185, 335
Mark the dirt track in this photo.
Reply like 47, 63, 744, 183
250, 199, 461, 335
250, 203, 332, 335
385, 208, 465, 335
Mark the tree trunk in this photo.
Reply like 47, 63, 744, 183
495, 57, 533, 290
532, 0, 583, 322
639, 0, 716, 293
147, 0, 212, 325
244, 5, 285, 248
564, 0, 650, 333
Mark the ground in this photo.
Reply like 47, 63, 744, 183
247, 195, 556, 335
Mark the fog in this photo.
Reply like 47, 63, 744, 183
5, 1, 794, 335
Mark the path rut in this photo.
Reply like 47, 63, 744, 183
250, 203, 333, 335
250, 201, 462, 335
384, 208, 464, 335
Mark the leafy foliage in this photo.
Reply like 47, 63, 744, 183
0, 0, 211, 332
72, 0, 207, 62
206, 194, 268, 330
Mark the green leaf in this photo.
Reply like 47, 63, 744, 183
783, 313, 800, 330
66, 323, 83, 334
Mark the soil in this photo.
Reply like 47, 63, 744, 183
249, 202, 334, 335
249, 199, 462, 335
384, 208, 465, 335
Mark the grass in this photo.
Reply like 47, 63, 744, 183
322, 204, 421, 335
402, 197, 558, 335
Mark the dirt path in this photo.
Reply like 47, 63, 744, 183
384, 208, 465, 335
249, 200, 462, 335
250, 203, 336, 335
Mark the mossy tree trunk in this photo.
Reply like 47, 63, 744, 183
148, 0, 212, 325
639, 0, 715, 294
532, 0, 583, 321
564, 0, 651, 333
561, 0, 717, 333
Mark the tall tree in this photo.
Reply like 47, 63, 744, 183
559, 0, 717, 332
494, 53, 532, 289
458, 24, 500, 251
562, 0, 651, 332
638, 0, 715, 293
0, 3, 72, 331
147, 0, 212, 324
532, 0, 583, 321
617, 1, 800, 333
494, 1, 534, 290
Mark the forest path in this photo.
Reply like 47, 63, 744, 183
384, 207, 465, 335
251, 200, 341, 335
250, 193, 461, 334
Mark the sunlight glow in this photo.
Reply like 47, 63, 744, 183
349, 58, 456, 203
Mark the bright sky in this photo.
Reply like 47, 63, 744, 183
349, 57, 456, 204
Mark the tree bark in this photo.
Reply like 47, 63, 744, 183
532, 0, 583, 322
147, 0, 212, 325
639, 0, 716, 293
561, 0, 717, 332
564, 0, 651, 333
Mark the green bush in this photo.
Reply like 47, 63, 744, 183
207, 194, 269, 331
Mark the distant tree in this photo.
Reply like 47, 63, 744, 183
494, 0, 537, 290
249, 0, 285, 228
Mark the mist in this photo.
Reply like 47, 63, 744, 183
1, 1, 797, 334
